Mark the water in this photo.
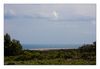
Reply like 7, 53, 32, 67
22, 44, 82, 50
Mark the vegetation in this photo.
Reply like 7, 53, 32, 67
4, 33, 96, 65
4, 33, 22, 56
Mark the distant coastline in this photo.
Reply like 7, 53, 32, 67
24, 48, 76, 51
22, 44, 81, 50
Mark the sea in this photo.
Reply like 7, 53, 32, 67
22, 44, 82, 50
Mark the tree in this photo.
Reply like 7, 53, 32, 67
4, 33, 11, 47
11, 39, 22, 55
78, 42, 96, 52
78, 42, 96, 60
4, 33, 12, 56
4, 33, 22, 56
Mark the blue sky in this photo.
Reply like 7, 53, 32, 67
4, 4, 96, 44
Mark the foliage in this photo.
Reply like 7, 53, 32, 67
4, 33, 22, 56
78, 42, 96, 60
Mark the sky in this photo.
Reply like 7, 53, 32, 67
4, 4, 96, 44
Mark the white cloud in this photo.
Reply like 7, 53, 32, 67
52, 11, 59, 19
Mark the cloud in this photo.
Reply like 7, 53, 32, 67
4, 4, 95, 22
52, 11, 59, 19
4, 11, 95, 22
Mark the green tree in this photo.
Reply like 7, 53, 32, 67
11, 39, 22, 55
4, 33, 11, 47
4, 33, 22, 56
4, 33, 12, 56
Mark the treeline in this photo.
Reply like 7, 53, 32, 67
4, 33, 96, 65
